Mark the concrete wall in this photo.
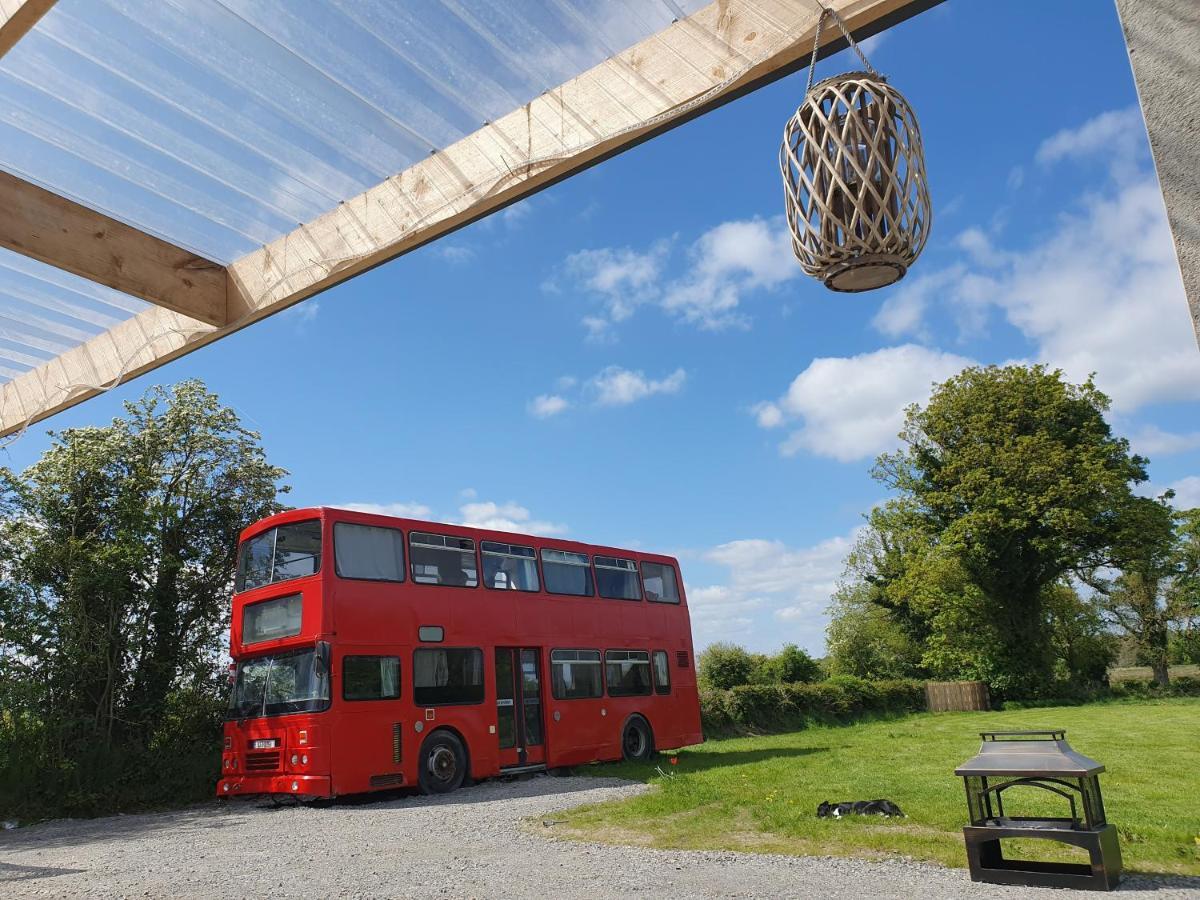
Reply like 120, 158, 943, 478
1114, 0, 1200, 349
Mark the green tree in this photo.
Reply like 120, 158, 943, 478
0, 380, 287, 817
749, 644, 822, 684
825, 581, 922, 679
870, 365, 1147, 698
697, 642, 754, 691
1092, 501, 1200, 685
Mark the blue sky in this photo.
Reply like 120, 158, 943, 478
4, 0, 1198, 655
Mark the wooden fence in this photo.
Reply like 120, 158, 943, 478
925, 680, 990, 712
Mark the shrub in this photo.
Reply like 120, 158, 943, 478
753, 644, 823, 685
700, 678, 926, 737
698, 642, 755, 691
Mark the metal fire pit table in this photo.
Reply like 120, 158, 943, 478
955, 730, 1121, 890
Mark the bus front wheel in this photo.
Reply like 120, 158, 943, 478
418, 730, 467, 795
621, 715, 654, 762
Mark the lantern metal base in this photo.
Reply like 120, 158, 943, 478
821, 254, 907, 292
963, 821, 1122, 891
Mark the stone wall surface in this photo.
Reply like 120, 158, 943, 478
1115, 0, 1200, 349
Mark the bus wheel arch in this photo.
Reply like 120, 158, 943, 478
620, 714, 655, 762
417, 727, 470, 795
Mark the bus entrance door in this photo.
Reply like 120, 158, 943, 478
494, 647, 545, 769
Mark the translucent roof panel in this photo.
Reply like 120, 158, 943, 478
0, 247, 149, 386
0, 0, 706, 264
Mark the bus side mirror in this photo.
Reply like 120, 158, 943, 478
314, 640, 331, 677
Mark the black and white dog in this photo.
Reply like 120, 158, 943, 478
817, 799, 905, 819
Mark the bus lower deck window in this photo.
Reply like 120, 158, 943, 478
551, 649, 602, 699
605, 650, 652, 696
413, 648, 484, 705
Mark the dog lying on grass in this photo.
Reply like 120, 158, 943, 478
817, 799, 905, 819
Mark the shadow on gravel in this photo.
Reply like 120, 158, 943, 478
0, 773, 625, 852
0, 861, 86, 883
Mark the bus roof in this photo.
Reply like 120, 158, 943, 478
239, 506, 680, 566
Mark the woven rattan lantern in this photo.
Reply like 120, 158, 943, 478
780, 7, 931, 292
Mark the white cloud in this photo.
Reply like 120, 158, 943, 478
875, 109, 1198, 411
529, 366, 686, 415
751, 401, 784, 429
528, 394, 570, 418
436, 244, 474, 264
1124, 424, 1200, 457
338, 501, 431, 518
458, 500, 566, 536
661, 218, 799, 330
987, 177, 1198, 410
757, 344, 973, 462
554, 217, 801, 335
690, 529, 860, 654
873, 265, 964, 341
1036, 107, 1145, 180
459, 488, 478, 500
856, 31, 888, 58
282, 300, 320, 325
1166, 476, 1200, 510
589, 366, 686, 406
562, 242, 669, 324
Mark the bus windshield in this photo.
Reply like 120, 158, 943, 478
227, 647, 330, 719
236, 520, 322, 592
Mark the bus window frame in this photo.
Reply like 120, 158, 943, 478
540, 547, 596, 598
549, 647, 604, 700
594, 555, 644, 602
341, 654, 402, 702
604, 649, 653, 698
652, 649, 671, 695
641, 560, 682, 604
408, 531, 480, 590
332, 521, 407, 584
480, 540, 541, 594
411, 646, 486, 707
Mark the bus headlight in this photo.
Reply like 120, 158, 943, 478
291, 754, 299, 766
301, 755, 308, 765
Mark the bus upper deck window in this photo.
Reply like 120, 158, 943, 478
641, 561, 680, 604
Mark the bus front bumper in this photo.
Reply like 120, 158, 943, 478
217, 774, 331, 799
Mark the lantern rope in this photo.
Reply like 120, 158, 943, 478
805, 4, 881, 94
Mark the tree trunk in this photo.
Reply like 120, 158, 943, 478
1151, 657, 1170, 687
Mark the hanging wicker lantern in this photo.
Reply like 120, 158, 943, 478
780, 8, 932, 292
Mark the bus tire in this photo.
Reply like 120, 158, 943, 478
418, 730, 467, 795
620, 715, 654, 762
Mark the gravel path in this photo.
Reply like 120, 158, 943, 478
1, 776, 1196, 899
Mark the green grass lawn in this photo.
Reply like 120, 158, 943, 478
554, 699, 1200, 875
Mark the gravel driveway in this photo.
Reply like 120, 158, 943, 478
1, 776, 1196, 899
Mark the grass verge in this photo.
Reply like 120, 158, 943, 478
552, 698, 1200, 875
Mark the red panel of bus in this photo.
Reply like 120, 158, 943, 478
217, 507, 703, 800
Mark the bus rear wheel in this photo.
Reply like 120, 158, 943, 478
418, 730, 467, 795
621, 715, 654, 762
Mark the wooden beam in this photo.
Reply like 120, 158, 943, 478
0, 0, 939, 436
0, 170, 228, 326
0, 0, 55, 58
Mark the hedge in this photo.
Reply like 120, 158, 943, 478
700, 676, 926, 737
1106, 675, 1200, 700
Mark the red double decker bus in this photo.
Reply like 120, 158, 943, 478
217, 507, 703, 799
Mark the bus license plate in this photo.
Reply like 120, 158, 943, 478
251, 739, 277, 749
